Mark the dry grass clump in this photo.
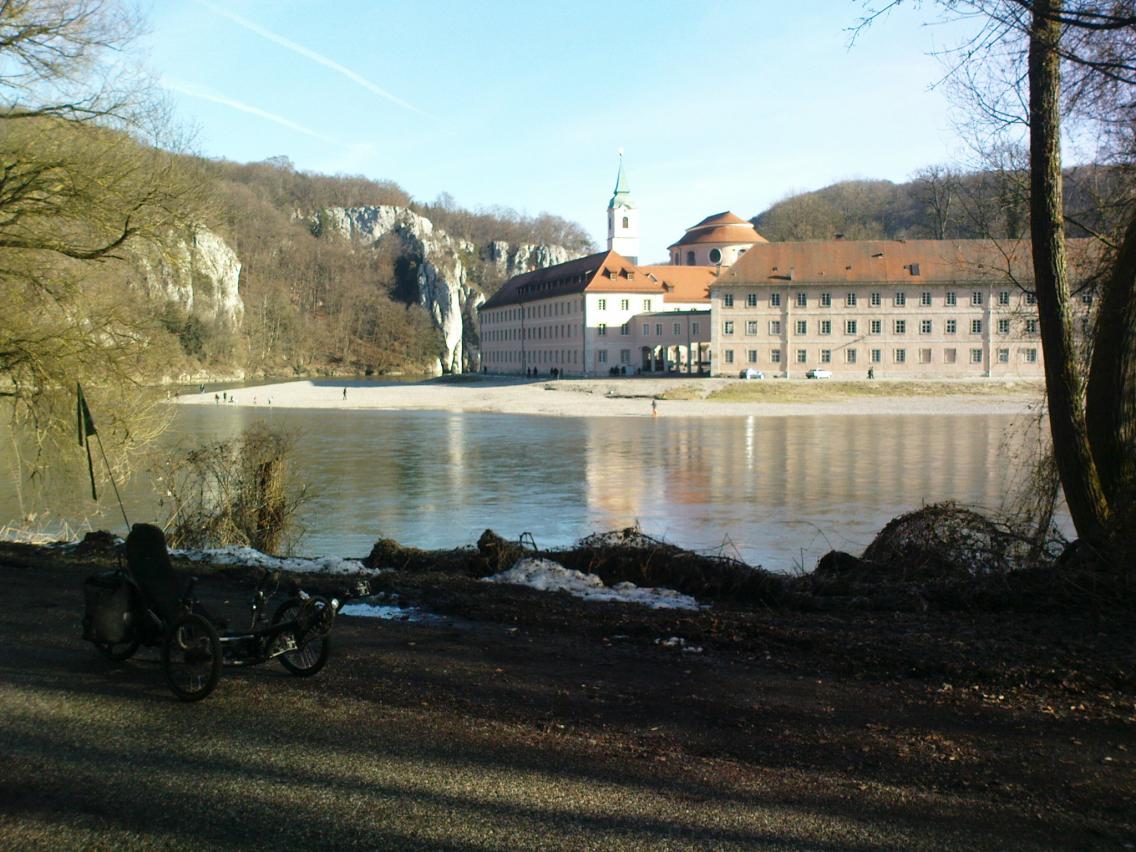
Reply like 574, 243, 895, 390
706, 379, 1043, 404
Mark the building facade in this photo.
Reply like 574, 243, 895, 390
668, 211, 766, 267
709, 238, 1094, 378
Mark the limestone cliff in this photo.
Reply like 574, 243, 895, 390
311, 206, 575, 374
136, 226, 245, 328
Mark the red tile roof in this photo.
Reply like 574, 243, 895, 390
639, 265, 716, 303
668, 212, 767, 249
479, 250, 662, 309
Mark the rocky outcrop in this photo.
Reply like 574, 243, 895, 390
311, 206, 577, 373
136, 226, 245, 328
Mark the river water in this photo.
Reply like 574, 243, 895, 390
1, 406, 1058, 571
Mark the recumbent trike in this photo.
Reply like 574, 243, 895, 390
82, 523, 338, 702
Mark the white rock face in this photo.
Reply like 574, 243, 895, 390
137, 226, 244, 328
311, 206, 578, 373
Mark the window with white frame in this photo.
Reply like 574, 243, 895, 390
770, 349, 781, 363
796, 292, 807, 307
820, 320, 832, 335
642, 299, 652, 311
642, 323, 650, 335
723, 294, 734, 308
597, 299, 606, 310
746, 293, 757, 307
723, 321, 734, 334
971, 319, 983, 334
620, 299, 629, 310
748, 350, 758, 363
620, 323, 630, 335
769, 320, 782, 334
998, 318, 1010, 334
894, 319, 907, 334
846, 320, 857, 334
920, 319, 932, 334
795, 320, 807, 335
692, 322, 700, 334
598, 350, 608, 363
1025, 319, 1038, 334
870, 292, 881, 306
945, 319, 957, 334
920, 292, 932, 306
870, 348, 882, 363
870, 319, 882, 334
846, 293, 857, 306
1024, 348, 1038, 363
820, 292, 832, 307
997, 348, 1009, 363
597, 323, 607, 336
946, 291, 957, 306
1025, 292, 1037, 305
971, 291, 983, 306
846, 349, 857, 363
796, 349, 807, 363
895, 292, 907, 306
724, 349, 734, 364
919, 348, 932, 364
746, 321, 758, 335
770, 292, 782, 307
673, 322, 680, 334
971, 348, 984, 363
820, 349, 831, 363
895, 348, 907, 363
655, 323, 662, 336
998, 291, 1010, 306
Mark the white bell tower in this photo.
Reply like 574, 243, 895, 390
607, 150, 639, 264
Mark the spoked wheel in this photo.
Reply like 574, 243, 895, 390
162, 613, 222, 702
272, 598, 332, 677
94, 636, 141, 663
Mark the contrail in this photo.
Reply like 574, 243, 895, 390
164, 79, 340, 145
195, 0, 430, 118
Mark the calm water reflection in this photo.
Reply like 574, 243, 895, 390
1, 407, 1056, 571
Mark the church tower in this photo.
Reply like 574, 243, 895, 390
607, 152, 639, 264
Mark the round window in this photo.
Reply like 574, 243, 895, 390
709, 248, 722, 264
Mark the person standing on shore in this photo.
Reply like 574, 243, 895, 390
343, 387, 347, 400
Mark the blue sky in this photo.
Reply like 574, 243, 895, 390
144, 1, 977, 261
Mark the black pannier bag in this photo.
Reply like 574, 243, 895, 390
82, 572, 134, 644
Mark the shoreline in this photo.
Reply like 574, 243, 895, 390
174, 375, 1044, 418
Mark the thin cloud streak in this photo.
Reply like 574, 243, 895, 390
164, 79, 340, 145
195, 0, 430, 119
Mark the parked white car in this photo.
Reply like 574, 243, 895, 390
739, 368, 765, 380
805, 368, 833, 379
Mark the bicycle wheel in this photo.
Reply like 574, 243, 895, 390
162, 613, 222, 701
272, 598, 331, 677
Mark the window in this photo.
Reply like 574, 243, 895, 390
997, 348, 1009, 363
870, 292, 881, 307
920, 319, 932, 334
971, 319, 983, 334
820, 293, 832, 307
747, 349, 758, 363
746, 320, 758, 335
620, 349, 631, 364
597, 350, 608, 363
620, 323, 629, 336
846, 349, 857, 363
1025, 319, 1038, 334
620, 299, 629, 311
597, 323, 607, 336
870, 348, 882, 363
655, 323, 662, 336
769, 320, 782, 334
920, 292, 932, 306
1025, 292, 1037, 305
820, 349, 832, 363
723, 321, 734, 335
894, 319, 907, 334
971, 348, 984, 363
796, 292, 807, 307
895, 348, 907, 363
642, 323, 650, 335
770, 292, 782, 307
723, 294, 734, 308
770, 349, 782, 363
870, 319, 882, 335
998, 291, 1010, 306
845, 320, 857, 335
820, 320, 832, 335
622, 216, 629, 229
919, 348, 932, 364
746, 293, 757, 307
1024, 348, 1038, 363
692, 322, 700, 335
686, 251, 695, 265
846, 293, 857, 306
972, 291, 984, 306
998, 318, 1010, 334
945, 348, 957, 364
723, 349, 734, 364
796, 349, 808, 363
945, 319, 957, 334
795, 320, 807, 335
673, 322, 680, 335
946, 291, 957, 307
643, 299, 652, 311
597, 299, 606, 310
709, 248, 722, 264
895, 292, 907, 306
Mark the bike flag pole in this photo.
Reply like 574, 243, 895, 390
77, 383, 130, 530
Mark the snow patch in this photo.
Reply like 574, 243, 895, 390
656, 636, 704, 653
173, 546, 368, 576
339, 602, 433, 622
485, 557, 701, 611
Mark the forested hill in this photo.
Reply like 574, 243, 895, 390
171, 156, 593, 378
751, 165, 1129, 242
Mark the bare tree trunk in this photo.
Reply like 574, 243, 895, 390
1028, 0, 1112, 544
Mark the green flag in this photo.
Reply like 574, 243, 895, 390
77, 383, 97, 500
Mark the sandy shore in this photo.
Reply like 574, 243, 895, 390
176, 376, 1043, 418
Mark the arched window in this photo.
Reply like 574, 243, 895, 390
622, 216, 629, 229
686, 251, 696, 266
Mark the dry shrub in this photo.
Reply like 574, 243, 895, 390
158, 424, 309, 553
